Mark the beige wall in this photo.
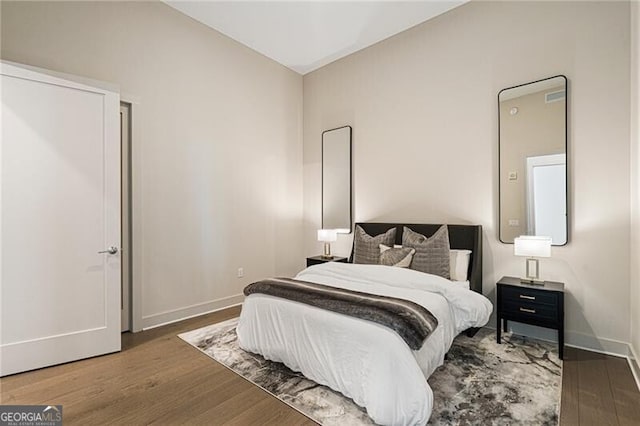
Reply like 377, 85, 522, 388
499, 86, 566, 241
304, 1, 631, 352
631, 0, 640, 365
1, 0, 635, 354
0, 1, 304, 329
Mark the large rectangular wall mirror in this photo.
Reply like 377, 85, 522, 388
322, 126, 352, 233
499, 75, 568, 245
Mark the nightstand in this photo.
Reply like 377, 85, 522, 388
496, 276, 565, 359
306, 256, 348, 267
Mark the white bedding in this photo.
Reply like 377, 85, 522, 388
236, 262, 492, 425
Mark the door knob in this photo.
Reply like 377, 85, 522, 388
98, 246, 119, 255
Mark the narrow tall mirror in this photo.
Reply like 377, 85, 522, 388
499, 75, 568, 245
322, 126, 352, 233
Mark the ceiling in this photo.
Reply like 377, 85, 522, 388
165, 1, 468, 75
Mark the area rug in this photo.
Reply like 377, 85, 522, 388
178, 318, 561, 425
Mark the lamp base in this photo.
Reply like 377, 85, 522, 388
519, 277, 546, 286
521, 258, 544, 284
322, 242, 333, 259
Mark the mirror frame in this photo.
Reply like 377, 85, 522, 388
498, 75, 568, 246
322, 125, 353, 233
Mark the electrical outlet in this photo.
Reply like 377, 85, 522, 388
237, 267, 244, 278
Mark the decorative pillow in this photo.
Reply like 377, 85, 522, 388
379, 244, 415, 268
450, 249, 472, 282
353, 226, 396, 264
401, 225, 451, 279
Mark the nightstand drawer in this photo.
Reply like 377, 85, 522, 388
502, 300, 558, 321
501, 286, 557, 306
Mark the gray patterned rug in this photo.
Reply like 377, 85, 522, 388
179, 318, 561, 425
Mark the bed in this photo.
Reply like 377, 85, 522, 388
236, 223, 492, 425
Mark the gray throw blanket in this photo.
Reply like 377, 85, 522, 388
243, 277, 438, 350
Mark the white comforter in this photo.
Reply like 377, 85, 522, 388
236, 262, 492, 425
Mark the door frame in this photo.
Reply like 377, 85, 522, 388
121, 93, 143, 333
1, 61, 145, 336
120, 102, 132, 332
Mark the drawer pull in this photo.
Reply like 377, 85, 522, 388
520, 307, 536, 314
519, 294, 536, 300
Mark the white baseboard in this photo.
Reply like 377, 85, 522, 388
501, 322, 631, 358
564, 331, 631, 358
141, 294, 244, 330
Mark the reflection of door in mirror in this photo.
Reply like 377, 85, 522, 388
322, 126, 352, 233
499, 75, 567, 245
526, 154, 567, 244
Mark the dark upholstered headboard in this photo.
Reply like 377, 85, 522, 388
350, 223, 483, 295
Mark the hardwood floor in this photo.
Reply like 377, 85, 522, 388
0, 307, 314, 426
560, 346, 640, 425
1, 307, 639, 425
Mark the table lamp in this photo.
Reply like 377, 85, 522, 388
317, 229, 338, 259
514, 235, 552, 284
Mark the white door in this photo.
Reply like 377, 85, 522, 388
526, 154, 567, 244
0, 62, 121, 376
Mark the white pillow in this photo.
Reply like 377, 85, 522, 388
449, 249, 472, 281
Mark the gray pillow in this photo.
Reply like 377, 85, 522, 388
379, 244, 415, 268
402, 225, 451, 279
353, 226, 396, 264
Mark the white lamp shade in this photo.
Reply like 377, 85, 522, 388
317, 229, 338, 242
514, 236, 552, 258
